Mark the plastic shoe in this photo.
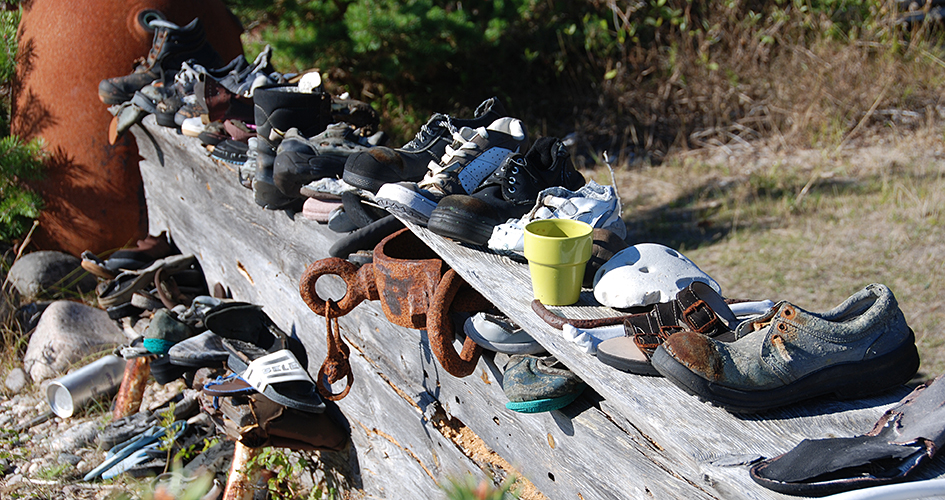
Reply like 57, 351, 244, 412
375, 117, 528, 225
428, 137, 585, 246
342, 97, 507, 193
98, 19, 225, 105
464, 313, 546, 355
503, 354, 585, 413
252, 84, 332, 209
651, 283, 920, 413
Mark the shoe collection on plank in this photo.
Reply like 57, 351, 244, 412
82, 16, 943, 498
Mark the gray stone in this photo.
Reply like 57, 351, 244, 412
23, 301, 126, 382
57, 452, 82, 466
47, 420, 100, 453
4, 368, 28, 393
6, 251, 98, 300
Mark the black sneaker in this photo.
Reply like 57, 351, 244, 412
427, 137, 585, 246
98, 19, 225, 105
342, 97, 507, 193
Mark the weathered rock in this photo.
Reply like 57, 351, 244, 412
47, 420, 100, 454
57, 452, 82, 466
23, 301, 126, 382
6, 251, 98, 300
4, 368, 28, 394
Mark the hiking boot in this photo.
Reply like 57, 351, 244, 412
374, 117, 528, 225
98, 19, 225, 105
342, 97, 507, 193
251, 84, 332, 209
427, 137, 585, 246
651, 283, 920, 413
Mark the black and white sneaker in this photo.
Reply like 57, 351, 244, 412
342, 97, 507, 193
374, 117, 528, 226
427, 137, 585, 246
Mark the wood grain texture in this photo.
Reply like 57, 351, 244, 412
132, 117, 945, 499
131, 118, 713, 499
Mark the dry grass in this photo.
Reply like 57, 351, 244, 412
574, 0, 945, 165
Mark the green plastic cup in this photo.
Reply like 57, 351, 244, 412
523, 219, 593, 305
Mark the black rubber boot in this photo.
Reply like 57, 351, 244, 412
252, 84, 332, 209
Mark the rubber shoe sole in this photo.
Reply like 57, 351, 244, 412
650, 329, 920, 413
427, 203, 495, 246
374, 183, 438, 226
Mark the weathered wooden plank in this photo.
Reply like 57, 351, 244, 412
131, 117, 717, 499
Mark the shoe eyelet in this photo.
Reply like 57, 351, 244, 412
508, 186, 516, 193
511, 166, 519, 174
776, 322, 787, 332
508, 176, 516, 184
781, 306, 796, 319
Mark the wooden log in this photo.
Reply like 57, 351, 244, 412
131, 117, 945, 500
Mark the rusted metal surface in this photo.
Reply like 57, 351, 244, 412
531, 299, 633, 330
299, 257, 378, 318
301, 228, 493, 378
427, 269, 483, 377
222, 440, 261, 500
112, 356, 151, 420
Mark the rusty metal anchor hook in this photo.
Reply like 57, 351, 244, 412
427, 269, 485, 378
299, 257, 378, 318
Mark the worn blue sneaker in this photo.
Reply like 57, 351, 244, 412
503, 354, 585, 413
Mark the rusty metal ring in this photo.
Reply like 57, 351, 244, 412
317, 366, 353, 401
300, 257, 367, 318
427, 269, 484, 378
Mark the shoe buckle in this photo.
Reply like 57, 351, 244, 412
682, 299, 720, 334
658, 324, 684, 340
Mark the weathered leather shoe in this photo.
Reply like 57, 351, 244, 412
651, 283, 919, 413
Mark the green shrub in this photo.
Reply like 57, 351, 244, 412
0, 5, 44, 244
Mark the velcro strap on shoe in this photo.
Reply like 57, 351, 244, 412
242, 349, 314, 393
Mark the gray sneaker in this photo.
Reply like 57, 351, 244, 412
651, 283, 920, 413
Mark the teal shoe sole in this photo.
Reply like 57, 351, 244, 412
505, 384, 586, 414
143, 337, 175, 355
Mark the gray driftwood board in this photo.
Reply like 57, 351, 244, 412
132, 116, 945, 499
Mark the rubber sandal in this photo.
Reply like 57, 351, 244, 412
221, 339, 325, 414
97, 254, 197, 308
84, 421, 185, 481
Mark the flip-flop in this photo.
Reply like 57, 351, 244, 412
221, 337, 325, 414
84, 421, 185, 481
97, 254, 197, 308
101, 421, 187, 480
